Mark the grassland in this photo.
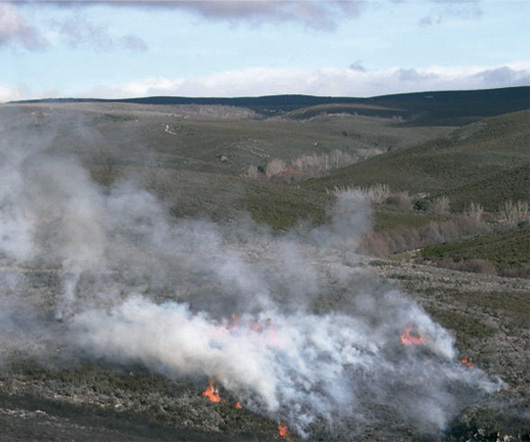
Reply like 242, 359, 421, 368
422, 225, 530, 277
1, 86, 529, 441
303, 109, 529, 212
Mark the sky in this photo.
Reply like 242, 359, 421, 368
0, 0, 529, 101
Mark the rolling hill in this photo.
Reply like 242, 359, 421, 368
1, 86, 529, 441
14, 85, 530, 125
303, 109, 530, 212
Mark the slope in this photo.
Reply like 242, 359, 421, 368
303, 109, 530, 212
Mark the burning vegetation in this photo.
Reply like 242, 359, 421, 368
461, 356, 474, 368
0, 120, 515, 441
278, 422, 290, 440
202, 379, 222, 403
400, 324, 426, 346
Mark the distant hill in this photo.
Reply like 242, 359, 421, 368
13, 85, 530, 126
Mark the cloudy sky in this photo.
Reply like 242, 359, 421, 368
0, 0, 529, 101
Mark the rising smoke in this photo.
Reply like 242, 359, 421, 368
0, 110, 502, 439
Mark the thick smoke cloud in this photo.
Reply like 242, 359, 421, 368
0, 110, 502, 438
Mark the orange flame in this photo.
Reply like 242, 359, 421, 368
202, 379, 222, 403
461, 356, 474, 368
235, 401, 242, 409
400, 325, 425, 346
229, 313, 240, 329
278, 422, 290, 440
225, 313, 281, 348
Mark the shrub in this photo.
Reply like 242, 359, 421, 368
326, 184, 355, 197
413, 199, 430, 212
455, 258, 497, 276
365, 183, 391, 204
246, 165, 258, 178
501, 264, 530, 279
426, 257, 497, 276
360, 215, 490, 257
497, 200, 530, 226
265, 158, 287, 177
385, 193, 412, 210
431, 196, 450, 215
465, 201, 485, 221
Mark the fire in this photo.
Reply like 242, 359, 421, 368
400, 325, 425, 346
278, 422, 290, 440
461, 356, 474, 368
202, 379, 222, 403
229, 313, 240, 329
223, 313, 281, 348
235, 401, 242, 409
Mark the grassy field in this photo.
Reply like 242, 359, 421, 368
422, 225, 530, 277
303, 110, 529, 210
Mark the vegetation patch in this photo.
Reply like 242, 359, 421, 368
423, 307, 496, 349
457, 290, 530, 329
422, 226, 530, 277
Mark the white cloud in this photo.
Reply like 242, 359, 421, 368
41, 0, 364, 30
0, 85, 21, 102
419, 0, 483, 26
51, 9, 148, 51
87, 63, 530, 99
165, 0, 364, 30
0, 1, 47, 50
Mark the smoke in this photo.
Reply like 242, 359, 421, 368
0, 111, 502, 438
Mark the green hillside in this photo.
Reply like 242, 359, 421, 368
303, 110, 530, 212
4, 87, 529, 233
422, 225, 530, 277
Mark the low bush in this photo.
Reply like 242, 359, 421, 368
360, 215, 490, 257
436, 257, 497, 276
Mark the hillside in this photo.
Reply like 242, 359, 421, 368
1, 86, 529, 441
303, 109, 530, 212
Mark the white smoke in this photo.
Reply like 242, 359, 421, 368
0, 116, 502, 438
70, 285, 499, 437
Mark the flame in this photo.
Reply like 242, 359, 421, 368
278, 422, 290, 440
461, 356, 474, 368
400, 325, 425, 346
235, 401, 242, 409
202, 379, 222, 403
224, 313, 281, 348
229, 313, 240, 329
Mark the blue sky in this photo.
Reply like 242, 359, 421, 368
0, 0, 529, 101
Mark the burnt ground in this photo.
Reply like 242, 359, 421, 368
0, 251, 529, 442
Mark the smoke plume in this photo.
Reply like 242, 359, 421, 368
0, 113, 502, 438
